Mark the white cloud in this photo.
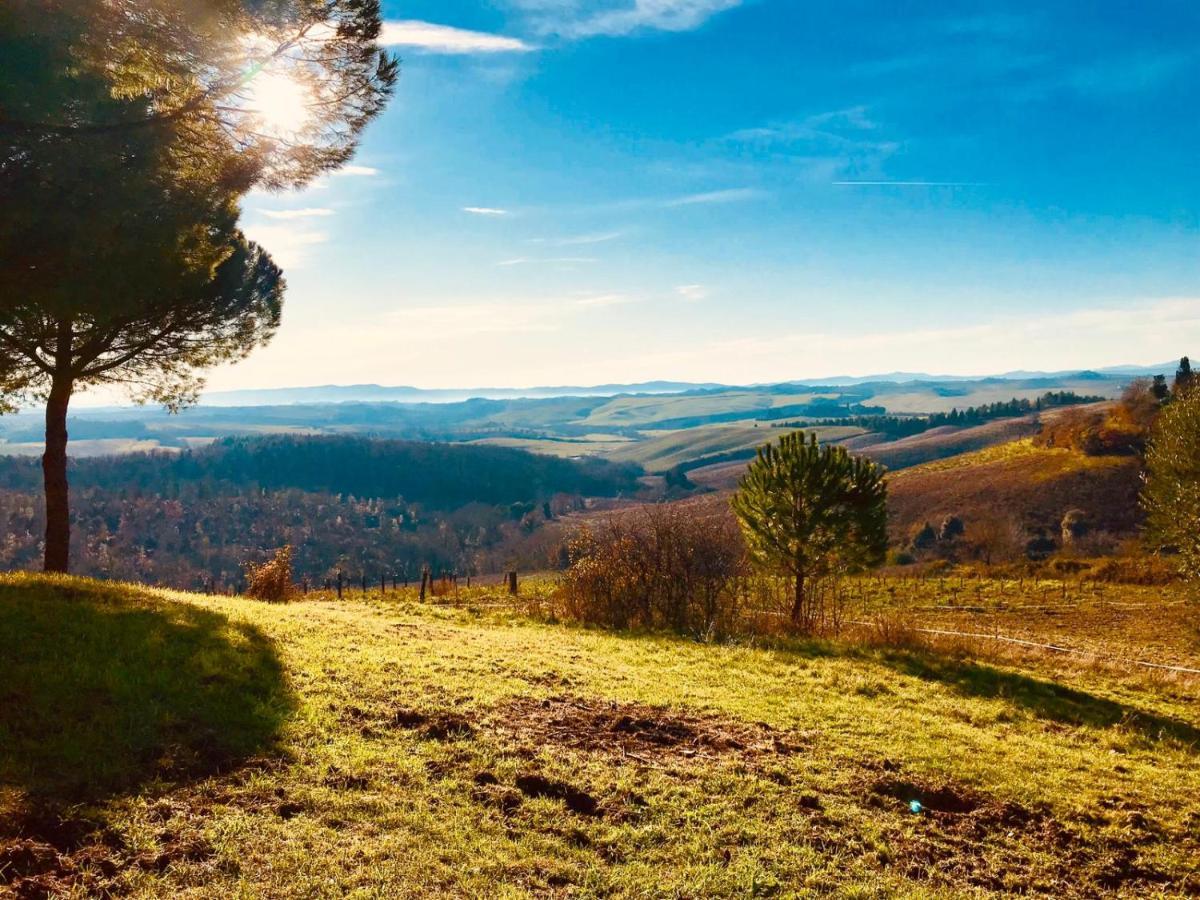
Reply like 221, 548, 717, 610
331, 165, 380, 177
513, 0, 741, 38
531, 231, 625, 246
385, 303, 560, 335
665, 187, 762, 207
381, 20, 534, 53
675, 284, 709, 301
242, 223, 329, 268
498, 257, 599, 266
603, 297, 1200, 384
727, 106, 902, 181
258, 207, 335, 220
463, 206, 510, 216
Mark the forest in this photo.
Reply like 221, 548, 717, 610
0, 436, 640, 588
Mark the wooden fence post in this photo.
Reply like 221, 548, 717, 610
337, 570, 343, 600
507, 570, 518, 595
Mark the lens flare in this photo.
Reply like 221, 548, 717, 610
246, 69, 312, 138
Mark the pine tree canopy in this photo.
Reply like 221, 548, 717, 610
731, 432, 888, 622
0, 0, 398, 189
1143, 388, 1200, 582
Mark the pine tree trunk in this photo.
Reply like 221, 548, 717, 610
790, 572, 806, 627
42, 376, 73, 573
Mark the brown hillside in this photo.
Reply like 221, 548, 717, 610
860, 415, 1041, 470
887, 439, 1143, 543
688, 415, 1038, 491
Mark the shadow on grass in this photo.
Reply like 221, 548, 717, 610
0, 575, 295, 806
877, 649, 1200, 748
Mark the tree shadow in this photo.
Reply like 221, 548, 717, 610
875, 648, 1200, 748
0, 576, 295, 807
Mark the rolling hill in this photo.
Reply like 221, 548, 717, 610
2, 574, 1195, 897
886, 439, 1143, 543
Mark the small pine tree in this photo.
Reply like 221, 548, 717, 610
731, 432, 888, 630
1152, 374, 1170, 402
1174, 357, 1194, 395
1143, 388, 1200, 582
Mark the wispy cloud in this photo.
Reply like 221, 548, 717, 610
331, 165, 380, 177
385, 303, 560, 334
728, 106, 902, 181
675, 284, 709, 301
511, 0, 741, 39
833, 181, 987, 187
242, 223, 329, 268
604, 298, 1200, 385
664, 187, 763, 207
531, 231, 625, 246
463, 206, 511, 216
380, 21, 534, 54
258, 207, 335, 220
498, 257, 598, 266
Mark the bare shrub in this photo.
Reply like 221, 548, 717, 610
969, 515, 1025, 565
245, 546, 295, 603
857, 610, 927, 650
558, 505, 745, 639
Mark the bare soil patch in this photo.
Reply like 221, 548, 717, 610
0, 807, 214, 899
489, 694, 805, 764
864, 773, 1175, 895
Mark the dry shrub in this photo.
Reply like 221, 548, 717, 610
1084, 554, 1177, 586
856, 610, 927, 650
558, 508, 857, 639
244, 546, 295, 602
558, 505, 745, 639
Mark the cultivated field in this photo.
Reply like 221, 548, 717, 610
3, 574, 1196, 897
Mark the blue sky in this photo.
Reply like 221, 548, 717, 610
226, 0, 1200, 391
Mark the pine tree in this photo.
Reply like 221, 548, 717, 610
1174, 357, 1194, 395
0, 0, 394, 572
731, 432, 888, 630
1143, 387, 1200, 582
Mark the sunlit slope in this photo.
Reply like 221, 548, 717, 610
1, 574, 1195, 897
887, 438, 1143, 539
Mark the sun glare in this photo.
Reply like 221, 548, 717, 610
246, 68, 313, 138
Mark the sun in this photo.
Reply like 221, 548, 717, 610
245, 68, 313, 138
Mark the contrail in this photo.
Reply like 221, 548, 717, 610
833, 180, 988, 186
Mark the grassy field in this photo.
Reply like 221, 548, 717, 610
2, 573, 1197, 898
607, 425, 863, 473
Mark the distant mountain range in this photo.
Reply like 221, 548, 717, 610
199, 364, 1172, 406
198, 381, 725, 407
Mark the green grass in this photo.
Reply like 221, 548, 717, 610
1, 574, 1197, 897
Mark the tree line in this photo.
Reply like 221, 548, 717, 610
776, 391, 1106, 440
0, 436, 637, 587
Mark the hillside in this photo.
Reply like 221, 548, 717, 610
687, 416, 1037, 491
0, 373, 1130, 459
887, 439, 1143, 543
2, 575, 1196, 897
607, 423, 864, 473
0, 437, 642, 587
